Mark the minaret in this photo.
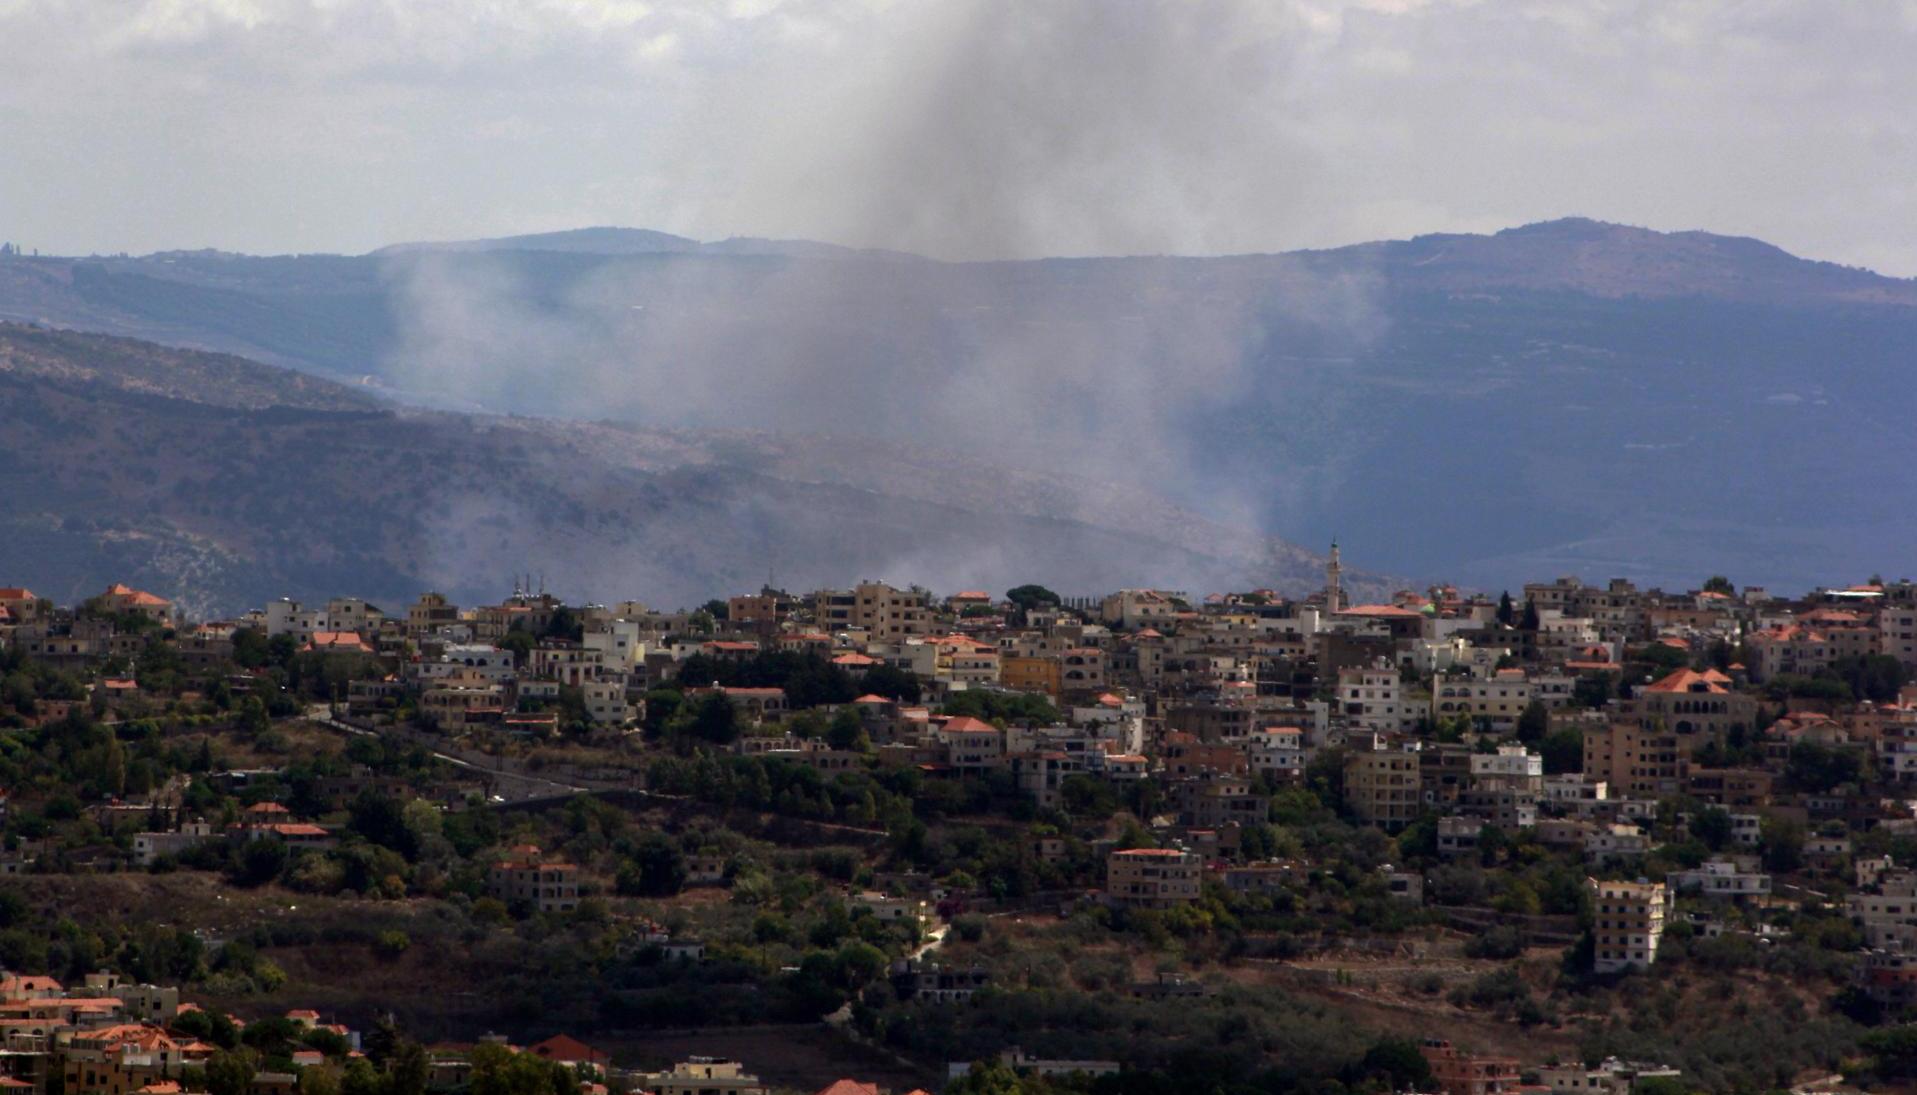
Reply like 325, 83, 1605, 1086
1325, 540, 1344, 614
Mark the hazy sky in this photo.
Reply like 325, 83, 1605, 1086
3, 0, 1915, 273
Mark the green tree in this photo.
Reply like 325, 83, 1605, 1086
943, 1060, 1029, 1095
300, 1065, 342, 1095
498, 631, 536, 669
205, 1049, 259, 1095
682, 690, 740, 746
384, 1041, 428, 1095
1516, 700, 1548, 744
1690, 806, 1734, 851
825, 708, 869, 752
1572, 672, 1614, 709
229, 837, 288, 887
1541, 729, 1583, 774
619, 834, 686, 897
1004, 585, 1062, 613
1357, 1038, 1435, 1091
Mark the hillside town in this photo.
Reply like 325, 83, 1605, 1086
12, 554, 1917, 1092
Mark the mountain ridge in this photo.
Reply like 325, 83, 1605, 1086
0, 322, 1369, 617
3, 217, 1913, 593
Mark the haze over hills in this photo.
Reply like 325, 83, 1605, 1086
3, 217, 1915, 594
0, 322, 1358, 617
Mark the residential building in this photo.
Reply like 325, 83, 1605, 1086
1105, 848, 1202, 910
1589, 878, 1668, 973
1345, 741, 1422, 831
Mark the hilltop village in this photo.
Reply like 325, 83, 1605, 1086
11, 556, 1917, 1093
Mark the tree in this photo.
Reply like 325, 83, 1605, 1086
682, 690, 740, 746
1541, 729, 1583, 775
1785, 741, 1863, 793
541, 608, 584, 643
498, 631, 535, 669
348, 790, 419, 859
1516, 700, 1548, 744
1762, 816, 1806, 873
1572, 672, 1614, 709
1702, 575, 1735, 595
619, 834, 686, 896
299, 1065, 341, 1095
1356, 1038, 1435, 1091
825, 708, 869, 752
858, 663, 922, 703
205, 1049, 259, 1095
384, 1041, 428, 1095
468, 1045, 576, 1095
943, 1060, 1029, 1095
1004, 585, 1062, 613
1520, 599, 1540, 631
229, 837, 288, 887
1496, 591, 1516, 627
1863, 1026, 1917, 1079
1690, 806, 1734, 851
340, 1059, 382, 1095
240, 695, 272, 737
1829, 654, 1907, 704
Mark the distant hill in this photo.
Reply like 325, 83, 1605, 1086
4, 218, 1915, 591
377, 227, 915, 261
0, 323, 1357, 617
1315, 217, 1917, 305
376, 226, 703, 256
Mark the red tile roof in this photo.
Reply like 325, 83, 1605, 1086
1643, 668, 1727, 695
527, 1034, 608, 1064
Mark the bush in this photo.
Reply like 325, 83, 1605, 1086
373, 930, 411, 958
1464, 925, 1525, 960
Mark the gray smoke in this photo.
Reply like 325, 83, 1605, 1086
380, 0, 1389, 599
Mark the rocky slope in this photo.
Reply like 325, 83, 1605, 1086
0, 323, 1359, 616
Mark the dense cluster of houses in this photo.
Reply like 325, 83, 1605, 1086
18, 557, 1917, 1090
0, 973, 935, 1095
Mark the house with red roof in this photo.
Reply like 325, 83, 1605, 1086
98, 584, 175, 627
527, 1034, 609, 1069
305, 631, 375, 655
1623, 668, 1756, 742
0, 587, 44, 623
936, 716, 1004, 770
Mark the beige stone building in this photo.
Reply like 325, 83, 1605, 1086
1105, 848, 1202, 910
1344, 742, 1423, 831
1589, 878, 1668, 973
811, 581, 932, 638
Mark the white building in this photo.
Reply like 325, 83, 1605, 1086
1668, 856, 1771, 900
1337, 663, 1420, 734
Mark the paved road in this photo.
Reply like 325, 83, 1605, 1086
303, 705, 591, 801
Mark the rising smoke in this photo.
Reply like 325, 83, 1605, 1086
381, 1, 1389, 601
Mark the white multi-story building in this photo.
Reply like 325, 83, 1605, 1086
1471, 743, 1544, 792
1337, 663, 1419, 734
1668, 856, 1771, 900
